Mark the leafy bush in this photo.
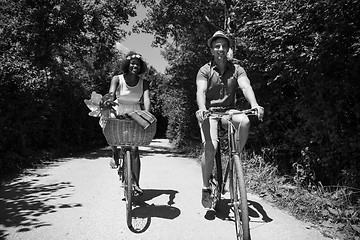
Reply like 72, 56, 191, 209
244, 151, 360, 240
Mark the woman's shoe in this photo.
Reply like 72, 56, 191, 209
110, 158, 118, 169
110, 149, 120, 169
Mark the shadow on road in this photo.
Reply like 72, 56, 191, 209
0, 175, 82, 238
248, 200, 273, 223
127, 189, 181, 233
77, 139, 179, 160
207, 198, 273, 224
73, 147, 112, 160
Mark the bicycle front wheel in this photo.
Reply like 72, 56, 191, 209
123, 149, 132, 228
229, 154, 250, 240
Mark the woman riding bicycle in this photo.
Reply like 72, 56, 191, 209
102, 51, 150, 195
195, 31, 264, 209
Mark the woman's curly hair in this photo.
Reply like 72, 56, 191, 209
120, 51, 148, 75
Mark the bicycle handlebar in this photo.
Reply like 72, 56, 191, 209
204, 107, 259, 118
211, 107, 258, 114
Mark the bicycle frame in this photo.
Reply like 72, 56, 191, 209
205, 108, 255, 240
119, 146, 133, 228
208, 108, 257, 194
222, 112, 238, 196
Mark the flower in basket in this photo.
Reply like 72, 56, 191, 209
99, 92, 118, 112
84, 91, 103, 117
84, 91, 118, 128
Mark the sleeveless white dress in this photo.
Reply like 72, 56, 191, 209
99, 74, 143, 128
114, 74, 143, 115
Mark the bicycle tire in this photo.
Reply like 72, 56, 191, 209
230, 154, 250, 240
123, 149, 133, 228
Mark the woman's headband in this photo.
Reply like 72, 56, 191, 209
126, 54, 142, 60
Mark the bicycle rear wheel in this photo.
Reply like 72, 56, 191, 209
229, 154, 250, 240
123, 149, 133, 228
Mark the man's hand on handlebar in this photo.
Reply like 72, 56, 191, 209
253, 106, 264, 122
196, 106, 264, 123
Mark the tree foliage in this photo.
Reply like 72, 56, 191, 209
0, 0, 143, 174
138, 0, 360, 187
1, 0, 359, 188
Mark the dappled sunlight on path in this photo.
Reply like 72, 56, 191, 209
0, 174, 82, 238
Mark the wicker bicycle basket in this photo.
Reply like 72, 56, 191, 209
103, 118, 157, 146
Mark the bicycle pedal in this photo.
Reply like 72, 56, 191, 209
211, 201, 218, 210
228, 201, 241, 207
117, 168, 124, 181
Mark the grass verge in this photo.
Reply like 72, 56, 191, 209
243, 151, 360, 240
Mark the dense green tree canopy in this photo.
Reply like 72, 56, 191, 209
137, 0, 360, 187
1, 0, 359, 188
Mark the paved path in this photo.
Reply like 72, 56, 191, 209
0, 139, 329, 240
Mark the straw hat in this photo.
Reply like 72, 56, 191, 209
207, 31, 231, 47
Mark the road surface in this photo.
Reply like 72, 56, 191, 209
0, 139, 329, 240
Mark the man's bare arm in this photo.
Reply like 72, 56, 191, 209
237, 76, 259, 108
196, 80, 208, 110
237, 75, 264, 120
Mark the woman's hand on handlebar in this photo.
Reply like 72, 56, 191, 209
195, 109, 209, 123
100, 92, 118, 109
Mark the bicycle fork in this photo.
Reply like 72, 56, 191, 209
227, 112, 242, 208
219, 111, 238, 195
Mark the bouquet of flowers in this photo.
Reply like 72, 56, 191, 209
84, 91, 117, 128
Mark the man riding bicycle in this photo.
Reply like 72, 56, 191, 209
195, 31, 264, 209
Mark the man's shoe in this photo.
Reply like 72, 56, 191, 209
202, 188, 212, 209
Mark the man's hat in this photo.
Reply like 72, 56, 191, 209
207, 30, 231, 47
